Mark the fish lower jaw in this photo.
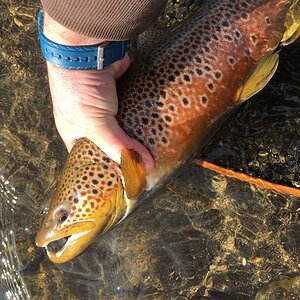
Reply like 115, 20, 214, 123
46, 231, 89, 259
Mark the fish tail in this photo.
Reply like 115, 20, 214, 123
194, 159, 300, 198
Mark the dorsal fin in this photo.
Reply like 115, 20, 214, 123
121, 149, 147, 199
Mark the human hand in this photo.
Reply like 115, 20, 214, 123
43, 13, 154, 171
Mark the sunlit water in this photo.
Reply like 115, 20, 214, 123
0, 0, 299, 299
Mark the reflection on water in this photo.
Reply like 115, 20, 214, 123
0, 180, 30, 300
0, 0, 300, 299
255, 275, 300, 300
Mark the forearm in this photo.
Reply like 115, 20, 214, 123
41, 0, 167, 40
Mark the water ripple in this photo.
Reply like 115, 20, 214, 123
0, 182, 30, 300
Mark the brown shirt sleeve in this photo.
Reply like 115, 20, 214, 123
41, 0, 167, 40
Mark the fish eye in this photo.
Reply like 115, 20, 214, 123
57, 210, 68, 223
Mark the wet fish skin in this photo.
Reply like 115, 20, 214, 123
36, 0, 300, 263
118, 0, 297, 187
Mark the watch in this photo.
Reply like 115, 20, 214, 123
37, 9, 128, 70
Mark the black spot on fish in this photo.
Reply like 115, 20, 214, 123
195, 56, 202, 64
160, 90, 166, 99
145, 100, 152, 107
207, 82, 214, 91
184, 74, 190, 82
204, 46, 210, 53
182, 98, 189, 106
142, 118, 149, 125
250, 33, 257, 45
234, 30, 241, 39
241, 12, 249, 20
204, 65, 211, 72
148, 138, 155, 145
228, 57, 235, 65
165, 115, 172, 122
103, 157, 111, 163
168, 75, 175, 82
241, 1, 249, 8
149, 70, 155, 76
222, 20, 230, 27
215, 71, 222, 79
196, 68, 203, 76
204, 36, 211, 42
224, 34, 233, 42
136, 128, 143, 136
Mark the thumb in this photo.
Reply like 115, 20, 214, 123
84, 116, 154, 172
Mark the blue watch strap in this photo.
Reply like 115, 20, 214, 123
37, 9, 128, 70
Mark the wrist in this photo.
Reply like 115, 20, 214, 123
39, 10, 128, 71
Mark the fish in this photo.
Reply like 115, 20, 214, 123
36, 0, 300, 263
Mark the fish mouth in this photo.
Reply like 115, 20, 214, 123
45, 231, 89, 259
35, 220, 97, 263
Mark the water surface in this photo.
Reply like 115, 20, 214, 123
0, 0, 299, 299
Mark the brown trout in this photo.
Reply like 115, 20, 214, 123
36, 0, 300, 263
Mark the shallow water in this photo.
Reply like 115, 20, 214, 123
0, 0, 300, 299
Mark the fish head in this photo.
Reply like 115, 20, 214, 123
35, 138, 130, 263
36, 138, 147, 263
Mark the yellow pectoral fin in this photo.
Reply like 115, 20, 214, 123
283, 25, 300, 45
239, 53, 279, 101
121, 149, 146, 199
282, 0, 300, 45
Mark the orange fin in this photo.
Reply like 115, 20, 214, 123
121, 149, 146, 199
194, 159, 300, 198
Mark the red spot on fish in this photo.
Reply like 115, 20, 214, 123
83, 200, 88, 207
